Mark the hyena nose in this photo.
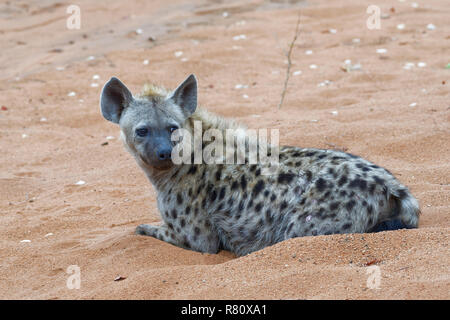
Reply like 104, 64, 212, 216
157, 148, 172, 160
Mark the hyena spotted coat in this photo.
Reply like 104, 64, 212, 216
100, 74, 420, 256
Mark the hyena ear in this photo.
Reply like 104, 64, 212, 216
100, 77, 133, 124
167, 74, 197, 116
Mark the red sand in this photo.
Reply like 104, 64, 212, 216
0, 0, 448, 299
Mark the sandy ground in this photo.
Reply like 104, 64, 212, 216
0, 0, 449, 300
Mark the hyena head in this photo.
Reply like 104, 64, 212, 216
100, 74, 197, 170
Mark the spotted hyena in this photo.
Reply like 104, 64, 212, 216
100, 74, 420, 256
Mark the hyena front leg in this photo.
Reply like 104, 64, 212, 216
135, 224, 187, 249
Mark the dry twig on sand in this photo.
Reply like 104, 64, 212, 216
278, 12, 301, 109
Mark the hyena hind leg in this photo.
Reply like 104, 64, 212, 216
370, 189, 420, 232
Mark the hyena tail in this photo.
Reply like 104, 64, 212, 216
371, 187, 420, 232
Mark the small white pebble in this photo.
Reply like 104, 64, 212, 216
293, 70, 302, 76
92, 74, 100, 80
234, 84, 248, 89
86, 56, 95, 61
40, 117, 47, 122
22, 133, 28, 138
310, 119, 318, 122
417, 62, 426, 67
397, 23, 405, 30
68, 91, 76, 97
352, 38, 361, 43
285, 264, 289, 267
305, 50, 313, 55
242, 94, 249, 99
344, 59, 352, 65
421, 88, 427, 93
180, 57, 189, 62
426, 23, 436, 31
106, 136, 115, 140
135, 28, 143, 35
90, 83, 99, 88
331, 110, 338, 115
174, 51, 183, 57
329, 28, 337, 34
232, 34, 246, 41
309, 64, 318, 69
79, 99, 84, 103
75, 180, 86, 185
56, 66, 65, 71
231, 45, 242, 50
20, 240, 31, 243
376, 48, 387, 54
222, 12, 229, 18
411, 2, 418, 8
44, 233, 53, 237
409, 102, 417, 107
143, 59, 149, 65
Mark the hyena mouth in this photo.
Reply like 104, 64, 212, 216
139, 155, 173, 170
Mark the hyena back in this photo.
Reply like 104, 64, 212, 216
100, 74, 420, 256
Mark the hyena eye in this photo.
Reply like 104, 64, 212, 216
169, 126, 179, 133
135, 127, 148, 137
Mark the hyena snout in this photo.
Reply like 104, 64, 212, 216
140, 136, 173, 169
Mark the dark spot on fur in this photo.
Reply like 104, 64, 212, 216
176, 193, 183, 205
346, 200, 356, 211
187, 165, 197, 175
265, 210, 274, 224
231, 181, 238, 190
180, 218, 186, 228
280, 201, 288, 212
373, 176, 385, 185
342, 223, 352, 230
171, 209, 178, 219
209, 189, 217, 202
201, 198, 207, 209
278, 173, 295, 184
330, 202, 340, 211
270, 194, 276, 202
349, 178, 367, 191
255, 202, 263, 212
338, 175, 348, 187
185, 206, 191, 215
219, 187, 226, 201
252, 180, 265, 198
238, 200, 245, 211
305, 170, 313, 182
194, 227, 200, 235
315, 178, 327, 192
397, 189, 408, 199
240, 175, 247, 190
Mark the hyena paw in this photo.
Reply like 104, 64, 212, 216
135, 224, 154, 236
